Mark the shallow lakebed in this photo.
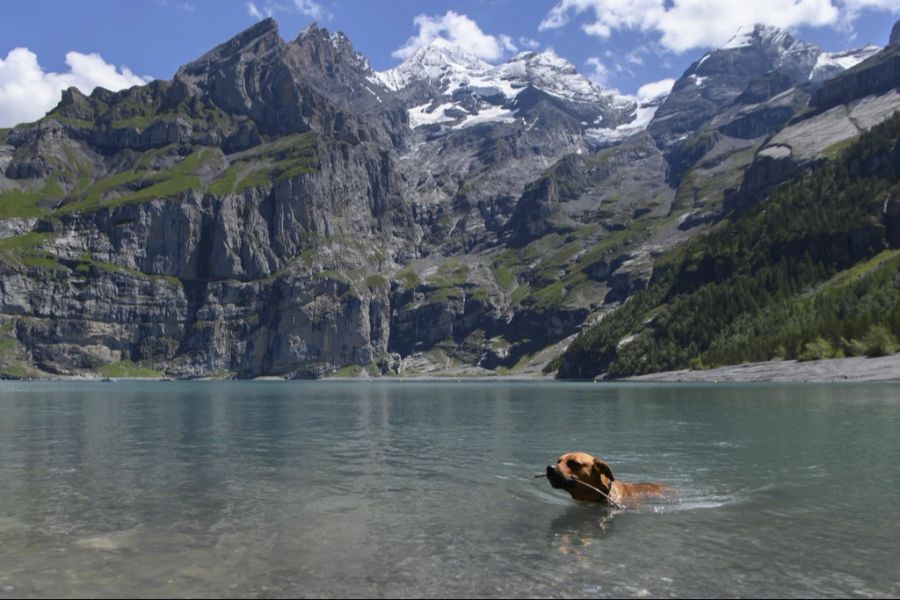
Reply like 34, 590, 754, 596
0, 381, 898, 598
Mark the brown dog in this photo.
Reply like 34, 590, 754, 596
546, 452, 670, 507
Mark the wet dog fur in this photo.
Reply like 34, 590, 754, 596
546, 452, 671, 507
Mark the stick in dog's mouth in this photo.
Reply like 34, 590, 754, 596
536, 471, 625, 508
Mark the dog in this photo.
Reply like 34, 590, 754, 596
546, 452, 670, 507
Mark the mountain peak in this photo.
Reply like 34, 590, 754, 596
294, 22, 352, 49
178, 16, 283, 78
689, 22, 820, 83
377, 38, 614, 106
375, 40, 491, 91
506, 49, 576, 74
723, 23, 793, 50
214, 16, 281, 52
299, 21, 321, 36
292, 22, 364, 61
405, 39, 491, 71
498, 49, 609, 104
810, 45, 882, 82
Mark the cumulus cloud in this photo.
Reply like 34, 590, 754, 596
540, 0, 898, 53
0, 48, 150, 128
392, 11, 517, 61
541, 0, 663, 36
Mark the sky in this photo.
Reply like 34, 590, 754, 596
1, 0, 899, 127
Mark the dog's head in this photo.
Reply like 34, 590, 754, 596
546, 452, 615, 503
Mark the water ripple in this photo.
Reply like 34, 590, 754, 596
0, 380, 898, 598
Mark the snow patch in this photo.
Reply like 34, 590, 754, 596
722, 24, 793, 52
585, 102, 659, 145
810, 46, 881, 82
453, 105, 516, 129
378, 42, 613, 105
584, 84, 670, 145
758, 144, 792, 159
375, 39, 494, 92
408, 102, 459, 128
723, 26, 755, 49
364, 86, 382, 103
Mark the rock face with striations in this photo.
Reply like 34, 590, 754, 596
811, 23, 900, 112
732, 19, 900, 212
0, 19, 898, 379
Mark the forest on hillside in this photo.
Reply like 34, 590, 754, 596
558, 113, 900, 379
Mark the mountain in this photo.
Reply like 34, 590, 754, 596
557, 112, 900, 379
809, 46, 882, 82
648, 25, 818, 148
0, 19, 898, 380
372, 40, 641, 256
375, 40, 634, 133
556, 25, 900, 380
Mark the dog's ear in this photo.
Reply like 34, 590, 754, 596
592, 458, 615, 486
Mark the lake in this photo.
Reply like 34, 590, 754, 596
0, 381, 898, 598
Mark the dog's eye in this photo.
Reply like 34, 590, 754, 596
566, 460, 581, 469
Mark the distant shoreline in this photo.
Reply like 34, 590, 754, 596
3, 354, 900, 383
622, 354, 900, 384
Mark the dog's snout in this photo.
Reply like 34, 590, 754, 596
546, 465, 555, 477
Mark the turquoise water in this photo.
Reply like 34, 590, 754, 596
0, 381, 898, 598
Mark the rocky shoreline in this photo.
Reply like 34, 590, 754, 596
4, 354, 900, 383
623, 354, 900, 383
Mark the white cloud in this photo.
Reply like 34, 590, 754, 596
842, 0, 900, 10
540, 0, 663, 35
625, 48, 646, 65
540, 0, 898, 53
393, 11, 516, 61
518, 36, 542, 50
156, 0, 196, 11
656, 0, 839, 52
499, 34, 519, 54
635, 77, 675, 102
247, 0, 329, 22
841, 0, 900, 20
246, 2, 269, 19
585, 56, 610, 85
293, 0, 328, 20
0, 48, 151, 128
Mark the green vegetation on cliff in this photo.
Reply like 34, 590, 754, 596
61, 148, 219, 213
0, 179, 65, 219
0, 132, 319, 221
559, 113, 900, 379
0, 233, 63, 270
208, 132, 318, 194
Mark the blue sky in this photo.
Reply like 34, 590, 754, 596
1, 0, 899, 127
